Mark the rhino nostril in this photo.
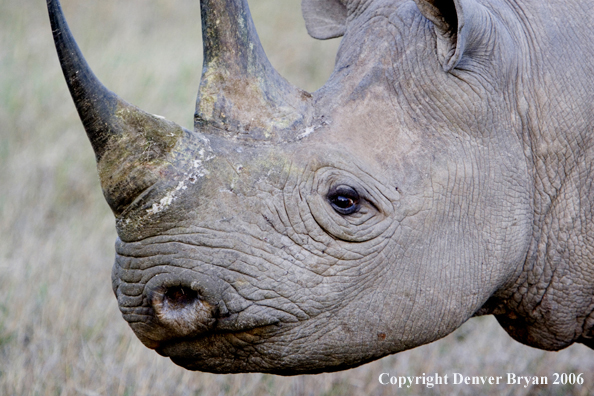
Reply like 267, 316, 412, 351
164, 286, 198, 310
147, 281, 217, 339
139, 273, 232, 343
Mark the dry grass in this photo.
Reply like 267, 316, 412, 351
1, 0, 593, 395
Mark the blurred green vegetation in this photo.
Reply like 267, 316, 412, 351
0, 0, 593, 395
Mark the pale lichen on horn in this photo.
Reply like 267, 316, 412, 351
196, 0, 315, 141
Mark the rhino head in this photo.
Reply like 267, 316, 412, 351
48, 0, 593, 374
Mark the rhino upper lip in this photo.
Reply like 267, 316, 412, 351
151, 278, 283, 331
140, 293, 283, 351
152, 315, 282, 354
214, 310, 281, 331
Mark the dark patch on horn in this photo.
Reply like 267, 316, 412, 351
47, 0, 122, 160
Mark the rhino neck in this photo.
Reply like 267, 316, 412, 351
494, 1, 594, 352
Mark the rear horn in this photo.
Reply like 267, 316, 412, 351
196, 0, 314, 140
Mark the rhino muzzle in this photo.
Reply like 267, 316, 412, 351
113, 264, 282, 351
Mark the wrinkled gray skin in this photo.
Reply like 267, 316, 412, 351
48, 0, 594, 374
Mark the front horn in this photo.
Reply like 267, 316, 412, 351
47, 0, 187, 216
196, 0, 314, 141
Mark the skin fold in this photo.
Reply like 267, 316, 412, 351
48, 0, 593, 374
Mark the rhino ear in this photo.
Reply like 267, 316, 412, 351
413, 0, 485, 72
302, 0, 347, 40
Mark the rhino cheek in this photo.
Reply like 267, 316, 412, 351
311, 113, 532, 351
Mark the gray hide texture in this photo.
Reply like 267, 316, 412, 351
48, 0, 594, 374
302, 0, 348, 39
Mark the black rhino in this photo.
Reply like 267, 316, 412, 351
47, 0, 594, 374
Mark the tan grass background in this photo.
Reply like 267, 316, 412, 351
1, 0, 593, 394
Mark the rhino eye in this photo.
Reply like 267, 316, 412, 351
327, 186, 360, 215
